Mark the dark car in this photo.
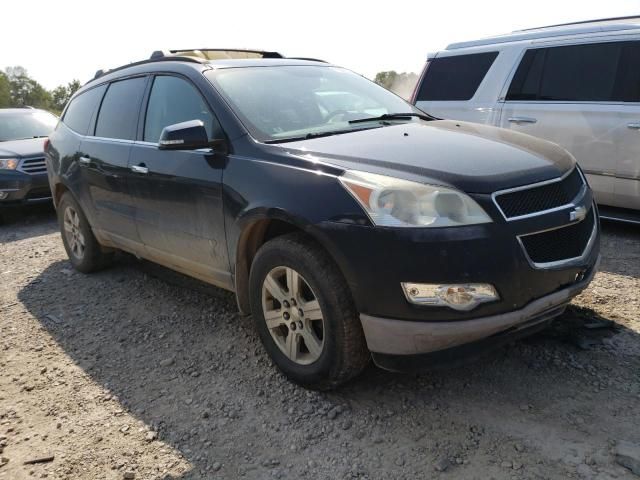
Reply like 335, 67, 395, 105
46, 49, 600, 389
0, 108, 57, 206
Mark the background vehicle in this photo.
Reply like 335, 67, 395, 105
0, 108, 57, 206
46, 49, 599, 389
412, 16, 640, 224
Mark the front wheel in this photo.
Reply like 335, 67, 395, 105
249, 233, 369, 390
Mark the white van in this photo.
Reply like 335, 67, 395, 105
412, 16, 640, 223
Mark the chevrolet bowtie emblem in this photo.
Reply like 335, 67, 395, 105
570, 206, 587, 222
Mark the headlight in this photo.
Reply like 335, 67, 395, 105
0, 158, 18, 170
339, 170, 492, 227
401, 282, 499, 310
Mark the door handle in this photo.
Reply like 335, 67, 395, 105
508, 116, 538, 124
130, 164, 149, 174
627, 122, 640, 129
79, 156, 91, 165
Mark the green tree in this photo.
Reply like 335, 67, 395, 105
50, 79, 82, 113
4, 66, 52, 110
374, 71, 398, 90
0, 72, 10, 108
374, 70, 419, 100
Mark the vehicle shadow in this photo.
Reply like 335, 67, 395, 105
17, 254, 640, 479
0, 203, 57, 243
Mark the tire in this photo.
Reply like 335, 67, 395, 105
249, 232, 370, 390
57, 192, 113, 273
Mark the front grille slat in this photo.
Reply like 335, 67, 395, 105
520, 209, 595, 265
18, 157, 47, 174
495, 168, 584, 219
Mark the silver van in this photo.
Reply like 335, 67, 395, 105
412, 16, 640, 223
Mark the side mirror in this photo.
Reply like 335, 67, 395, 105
158, 119, 220, 151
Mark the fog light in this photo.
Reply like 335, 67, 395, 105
401, 282, 499, 311
0, 191, 9, 200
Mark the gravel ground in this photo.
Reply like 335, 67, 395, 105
1, 205, 639, 480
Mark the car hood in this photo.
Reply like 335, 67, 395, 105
0, 138, 47, 158
278, 120, 576, 194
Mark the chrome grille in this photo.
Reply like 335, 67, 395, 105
493, 168, 585, 220
518, 208, 596, 267
18, 157, 47, 175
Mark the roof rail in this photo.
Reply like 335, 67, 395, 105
288, 57, 327, 63
151, 49, 284, 60
515, 15, 640, 32
446, 16, 640, 50
88, 48, 322, 84
91, 55, 205, 81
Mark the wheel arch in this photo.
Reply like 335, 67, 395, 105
53, 182, 70, 208
233, 210, 348, 316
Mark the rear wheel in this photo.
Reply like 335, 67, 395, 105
58, 192, 113, 273
249, 233, 369, 390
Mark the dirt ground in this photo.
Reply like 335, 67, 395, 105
1, 205, 639, 480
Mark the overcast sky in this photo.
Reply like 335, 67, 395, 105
4, 0, 639, 89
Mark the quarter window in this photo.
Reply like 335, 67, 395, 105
95, 77, 146, 140
62, 85, 107, 135
144, 76, 218, 142
415, 52, 499, 101
507, 41, 640, 102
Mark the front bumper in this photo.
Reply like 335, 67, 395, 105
360, 254, 599, 357
0, 170, 51, 206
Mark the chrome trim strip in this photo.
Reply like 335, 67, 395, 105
599, 214, 640, 225
517, 208, 598, 269
492, 167, 586, 221
89, 136, 135, 145
582, 169, 640, 181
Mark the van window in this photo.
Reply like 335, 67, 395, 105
62, 85, 107, 135
95, 77, 146, 140
415, 52, 498, 101
144, 76, 218, 142
507, 41, 640, 102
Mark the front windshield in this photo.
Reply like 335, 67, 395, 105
0, 111, 58, 142
206, 65, 421, 142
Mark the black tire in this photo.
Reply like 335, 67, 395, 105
57, 192, 113, 273
249, 232, 370, 390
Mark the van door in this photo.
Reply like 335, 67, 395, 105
128, 74, 231, 289
79, 76, 147, 251
499, 40, 640, 210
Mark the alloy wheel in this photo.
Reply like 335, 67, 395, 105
261, 266, 325, 365
63, 206, 85, 259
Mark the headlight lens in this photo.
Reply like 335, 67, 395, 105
0, 158, 18, 170
339, 170, 492, 227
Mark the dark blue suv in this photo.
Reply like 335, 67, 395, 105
46, 49, 600, 389
0, 108, 57, 207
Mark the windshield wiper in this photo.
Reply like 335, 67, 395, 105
348, 112, 436, 124
264, 126, 380, 144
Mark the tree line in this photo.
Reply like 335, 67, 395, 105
374, 71, 419, 100
0, 66, 81, 115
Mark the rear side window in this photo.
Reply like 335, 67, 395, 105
415, 52, 498, 101
95, 77, 147, 140
507, 41, 640, 102
62, 85, 107, 134
144, 75, 218, 142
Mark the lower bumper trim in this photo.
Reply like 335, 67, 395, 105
359, 255, 599, 356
